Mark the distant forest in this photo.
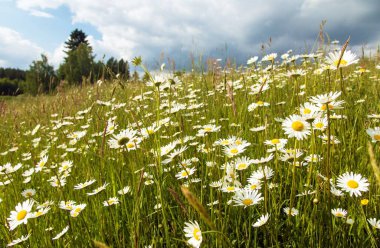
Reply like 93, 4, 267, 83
0, 29, 138, 96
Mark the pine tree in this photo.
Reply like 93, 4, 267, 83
64, 29, 90, 52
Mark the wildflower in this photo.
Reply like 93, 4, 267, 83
70, 204, 86, 217
176, 167, 196, 179
310, 91, 341, 105
35, 155, 48, 172
283, 207, 299, 216
223, 144, 248, 157
184, 221, 202, 248
197, 124, 221, 137
304, 154, 323, 163
234, 156, 254, 171
59, 200, 76, 211
233, 189, 263, 208
21, 189, 36, 198
262, 53, 278, 62
282, 115, 311, 140
248, 166, 274, 181
326, 50, 359, 68
337, 172, 369, 197
31, 207, 50, 218
103, 197, 120, 206
331, 208, 347, 218
7, 199, 34, 230
312, 117, 328, 131
368, 218, 380, 229
361, 199, 369, 206
118, 186, 131, 195
366, 127, 380, 142
7, 234, 31, 247
52, 226, 69, 240
108, 128, 140, 150
248, 101, 270, 111
74, 179, 96, 190
247, 56, 258, 65
87, 182, 109, 196
264, 138, 287, 149
252, 213, 270, 227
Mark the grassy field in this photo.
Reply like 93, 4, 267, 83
1, 48, 380, 247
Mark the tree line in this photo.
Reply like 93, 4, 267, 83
0, 29, 136, 96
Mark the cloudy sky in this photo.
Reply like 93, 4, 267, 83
0, 0, 379, 69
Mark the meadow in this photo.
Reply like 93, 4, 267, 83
1, 46, 380, 247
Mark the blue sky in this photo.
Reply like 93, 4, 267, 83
0, 0, 379, 69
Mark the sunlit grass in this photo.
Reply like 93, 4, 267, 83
1, 49, 380, 247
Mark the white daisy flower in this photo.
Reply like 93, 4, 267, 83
252, 213, 270, 227
183, 221, 202, 248
336, 172, 369, 197
7, 199, 34, 230
232, 189, 263, 208
331, 208, 347, 218
52, 225, 69, 240
282, 115, 311, 140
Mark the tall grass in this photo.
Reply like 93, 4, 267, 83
0, 48, 380, 247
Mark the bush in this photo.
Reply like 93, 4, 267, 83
0, 78, 23, 96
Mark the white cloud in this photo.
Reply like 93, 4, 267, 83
13, 0, 380, 67
0, 26, 44, 68
29, 9, 53, 18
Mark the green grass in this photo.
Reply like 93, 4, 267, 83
0, 52, 380, 247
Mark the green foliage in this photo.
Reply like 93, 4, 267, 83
64, 29, 91, 52
26, 54, 56, 94
105, 57, 130, 80
59, 43, 94, 85
0, 78, 23, 95
0, 68, 26, 81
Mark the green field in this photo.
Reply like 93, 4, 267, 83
1, 50, 380, 247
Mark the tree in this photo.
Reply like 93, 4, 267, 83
26, 54, 56, 94
59, 44, 94, 85
59, 29, 94, 85
64, 29, 90, 52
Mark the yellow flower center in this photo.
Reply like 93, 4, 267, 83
181, 171, 189, 177
374, 134, 380, 141
237, 163, 247, 170
226, 186, 235, 192
291, 121, 304, 131
230, 148, 239, 154
315, 122, 324, 129
16, 210, 28, 221
271, 139, 280, 144
127, 143, 135, 149
193, 228, 201, 241
221, 140, 230, 145
147, 129, 155, 134
250, 184, 258, 190
204, 127, 212, 132
335, 212, 344, 217
334, 59, 347, 67
303, 108, 311, 114
235, 140, 242, 145
256, 101, 264, 106
347, 180, 359, 189
242, 199, 253, 206
321, 104, 333, 111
